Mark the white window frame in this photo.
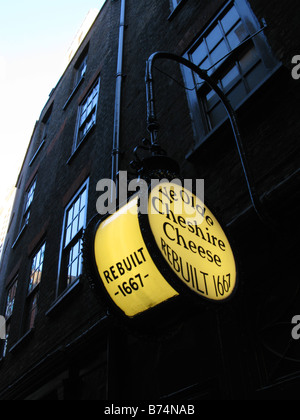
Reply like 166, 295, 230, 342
5, 278, 18, 321
171, 0, 179, 7
182, 0, 278, 145
28, 242, 46, 295
73, 78, 100, 152
76, 55, 88, 84
18, 178, 37, 235
57, 179, 89, 296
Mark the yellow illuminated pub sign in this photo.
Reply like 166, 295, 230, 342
93, 182, 237, 319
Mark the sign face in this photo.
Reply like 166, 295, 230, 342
94, 197, 178, 318
148, 182, 236, 301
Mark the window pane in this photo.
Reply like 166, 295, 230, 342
67, 206, 74, 227
205, 90, 219, 111
25, 180, 36, 212
210, 40, 229, 68
208, 102, 227, 129
245, 61, 268, 91
87, 101, 93, 117
74, 198, 80, 218
76, 79, 100, 147
80, 189, 87, 210
221, 66, 240, 90
65, 189, 87, 247
239, 47, 259, 73
191, 42, 207, 66
78, 209, 85, 231
28, 292, 39, 330
65, 226, 71, 247
5, 281, 18, 319
198, 57, 213, 76
28, 243, 46, 293
80, 110, 87, 127
206, 25, 223, 51
67, 239, 83, 285
73, 215, 80, 238
221, 6, 240, 33
78, 57, 87, 81
227, 22, 248, 50
2, 323, 10, 358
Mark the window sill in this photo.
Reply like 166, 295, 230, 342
63, 77, 85, 111
11, 223, 28, 250
9, 329, 34, 354
46, 278, 81, 317
29, 140, 45, 167
27, 283, 40, 299
66, 124, 95, 165
168, 0, 187, 21
186, 63, 282, 161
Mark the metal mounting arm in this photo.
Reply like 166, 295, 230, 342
145, 51, 274, 229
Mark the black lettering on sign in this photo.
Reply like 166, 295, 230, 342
103, 247, 147, 283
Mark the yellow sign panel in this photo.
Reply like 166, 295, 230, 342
148, 182, 236, 301
94, 197, 178, 318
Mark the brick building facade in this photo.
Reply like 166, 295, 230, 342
0, 0, 299, 400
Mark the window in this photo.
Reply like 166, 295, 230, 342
1, 279, 18, 358
74, 78, 100, 151
169, 0, 186, 14
76, 55, 88, 84
41, 104, 53, 141
26, 293, 39, 331
5, 279, 18, 320
171, 0, 180, 9
1, 323, 10, 359
63, 46, 89, 111
28, 243, 46, 294
58, 181, 88, 294
24, 243, 46, 331
182, 0, 278, 140
22, 178, 37, 228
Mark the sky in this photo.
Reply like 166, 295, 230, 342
0, 0, 106, 206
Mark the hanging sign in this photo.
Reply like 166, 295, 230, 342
92, 181, 237, 319
94, 197, 178, 318
148, 182, 236, 301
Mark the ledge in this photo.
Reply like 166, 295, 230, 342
168, 0, 187, 21
66, 124, 95, 165
63, 77, 85, 111
9, 329, 34, 354
45, 278, 81, 317
11, 223, 28, 250
186, 63, 283, 161
29, 140, 45, 167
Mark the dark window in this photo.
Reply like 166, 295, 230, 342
76, 55, 88, 84
41, 104, 53, 141
28, 243, 46, 294
5, 279, 18, 320
73, 78, 100, 151
22, 178, 37, 228
0, 322, 10, 359
26, 292, 39, 331
170, 0, 180, 10
182, 0, 278, 140
24, 243, 46, 332
1, 278, 18, 357
58, 181, 88, 294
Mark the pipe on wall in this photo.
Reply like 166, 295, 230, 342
111, 0, 126, 201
